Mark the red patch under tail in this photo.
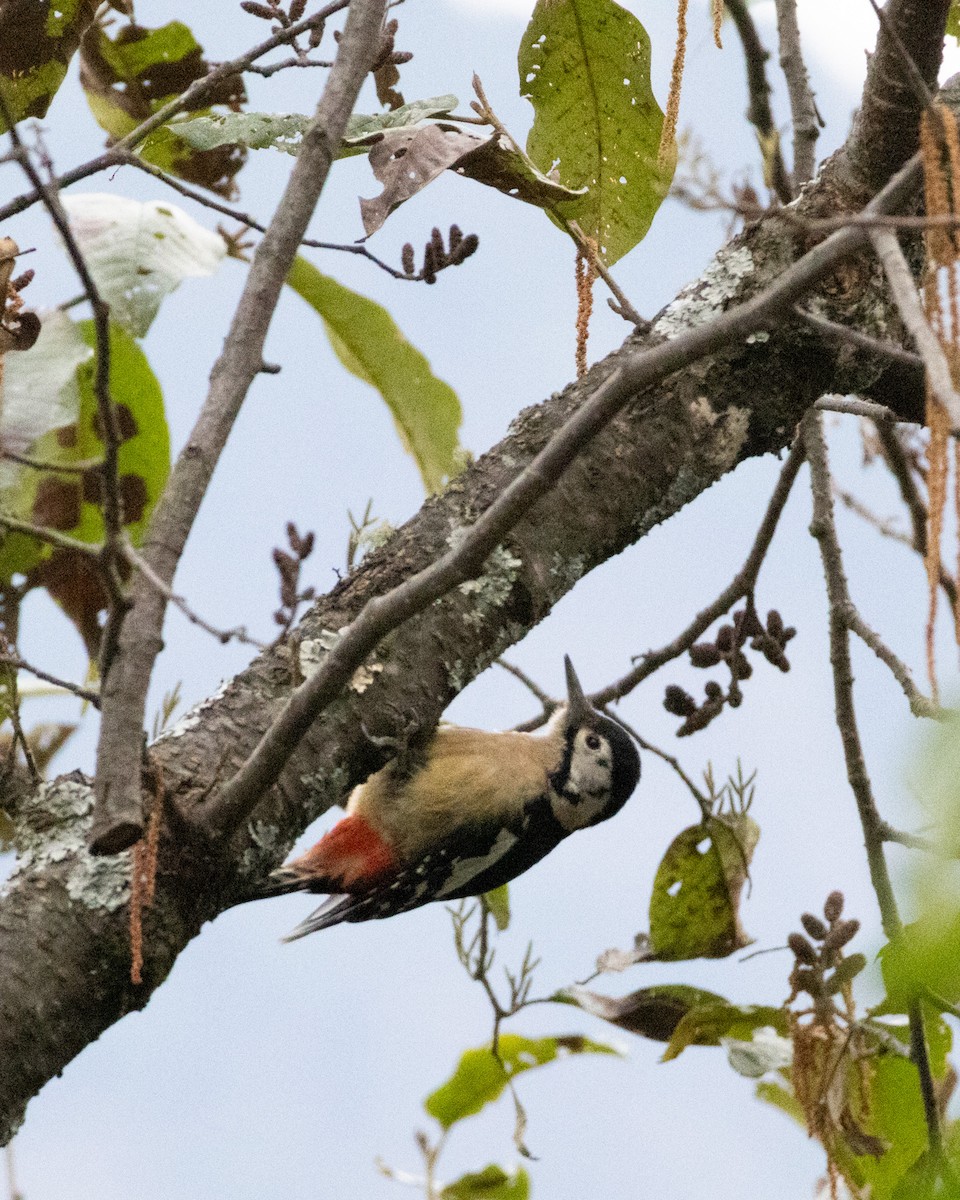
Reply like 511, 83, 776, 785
284, 815, 397, 893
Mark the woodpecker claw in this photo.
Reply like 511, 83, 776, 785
360, 704, 421, 753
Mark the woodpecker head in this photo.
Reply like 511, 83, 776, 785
547, 656, 641, 832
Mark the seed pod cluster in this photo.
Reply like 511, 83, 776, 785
787, 890, 864, 1022
401, 225, 480, 284
272, 521, 316, 637
663, 604, 796, 736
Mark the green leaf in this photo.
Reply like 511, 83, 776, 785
755, 1079, 806, 1126
648, 816, 759, 961
424, 1033, 618, 1130
484, 884, 510, 932
0, 0, 98, 129
285, 256, 463, 494
80, 20, 247, 197
662, 1002, 788, 1062
560, 983, 726, 1042
441, 1166, 530, 1200
948, 2, 960, 42
518, 0, 674, 266
61, 194, 226, 337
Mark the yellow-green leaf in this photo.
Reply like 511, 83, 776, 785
441, 1166, 530, 1200
286, 256, 463, 494
425, 1033, 618, 1130
519, 0, 673, 266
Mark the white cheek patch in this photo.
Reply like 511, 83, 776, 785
434, 827, 519, 899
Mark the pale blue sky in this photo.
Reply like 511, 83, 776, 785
3, 3, 957, 1198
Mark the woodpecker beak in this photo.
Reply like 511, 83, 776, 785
564, 655, 592, 723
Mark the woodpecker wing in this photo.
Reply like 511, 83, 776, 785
281, 797, 565, 940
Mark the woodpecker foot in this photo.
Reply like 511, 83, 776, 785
360, 704, 421, 754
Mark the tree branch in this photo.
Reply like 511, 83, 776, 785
89, 0, 389, 855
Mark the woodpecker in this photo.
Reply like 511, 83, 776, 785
252, 657, 640, 940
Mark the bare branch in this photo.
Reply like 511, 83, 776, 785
868, 227, 960, 431
774, 0, 821, 186
725, 0, 794, 203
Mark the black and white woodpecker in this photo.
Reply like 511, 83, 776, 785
251, 657, 641, 940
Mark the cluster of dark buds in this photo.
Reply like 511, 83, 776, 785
787, 890, 863, 1023
401, 225, 480, 285
663, 603, 795, 736
370, 17, 413, 110
241, 0, 324, 48
0, 241, 40, 352
272, 522, 315, 639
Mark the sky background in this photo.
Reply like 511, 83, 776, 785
3, 2, 960, 1198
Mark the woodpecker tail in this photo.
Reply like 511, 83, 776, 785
280, 894, 357, 941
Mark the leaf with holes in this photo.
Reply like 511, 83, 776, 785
648, 817, 759, 960
518, 0, 673, 266
61, 194, 226, 338
286, 256, 462, 494
0, 0, 98, 129
559, 983, 726, 1042
424, 1034, 618, 1130
171, 96, 461, 159
80, 19, 247, 197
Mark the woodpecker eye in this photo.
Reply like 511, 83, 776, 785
585, 733, 602, 751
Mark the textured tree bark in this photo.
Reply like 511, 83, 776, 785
0, 0, 952, 1146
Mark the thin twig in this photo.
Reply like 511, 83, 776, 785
604, 710, 711, 820
122, 544, 266, 650
0, 652, 100, 707
496, 658, 556, 712
814, 396, 900, 421
869, 227, 960, 431
1, 449, 104, 474
117, 151, 420, 282
588, 437, 806, 711
725, 0, 794, 203
0, 511, 101, 556
567, 220, 645, 327
0, 107, 129, 682
874, 419, 959, 609
90, 0, 390, 855
774, 0, 821, 186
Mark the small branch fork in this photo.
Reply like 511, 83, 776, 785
587, 436, 807, 713
802, 410, 944, 1172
